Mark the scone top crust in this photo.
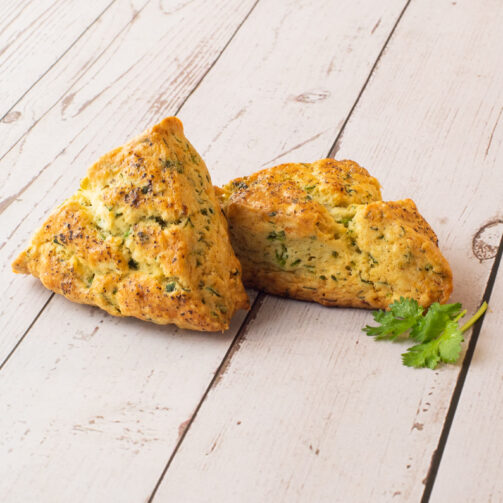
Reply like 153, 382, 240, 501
218, 159, 452, 309
13, 117, 249, 331
219, 159, 382, 239
220, 158, 382, 213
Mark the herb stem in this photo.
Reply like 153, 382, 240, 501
460, 301, 488, 333
453, 309, 467, 323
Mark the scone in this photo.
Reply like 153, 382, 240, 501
217, 159, 452, 309
13, 117, 249, 331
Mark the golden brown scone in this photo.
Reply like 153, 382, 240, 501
13, 117, 249, 331
218, 159, 452, 309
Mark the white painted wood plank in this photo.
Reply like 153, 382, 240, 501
0, 0, 258, 361
0, 0, 112, 121
0, 0, 149, 160
154, 1, 503, 501
430, 268, 503, 502
0, 0, 406, 501
178, 0, 401, 185
0, 299, 249, 503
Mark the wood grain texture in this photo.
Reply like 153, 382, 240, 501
0, 0, 407, 501
178, 0, 404, 185
0, 0, 257, 362
0, 0, 112, 121
430, 269, 503, 502
153, 0, 503, 501
0, 299, 250, 502
0, 0, 149, 161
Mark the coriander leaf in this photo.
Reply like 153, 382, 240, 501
389, 297, 424, 319
402, 320, 463, 369
363, 297, 423, 340
438, 323, 464, 363
401, 341, 441, 369
363, 298, 488, 370
409, 302, 462, 343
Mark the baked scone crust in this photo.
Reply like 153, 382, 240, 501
13, 117, 249, 331
218, 159, 452, 309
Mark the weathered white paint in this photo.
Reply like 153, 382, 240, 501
0, 0, 408, 501
430, 271, 503, 503
0, 0, 258, 361
0, 0, 149, 160
0, 0, 111, 121
154, 0, 503, 501
179, 0, 403, 185
0, 298, 249, 502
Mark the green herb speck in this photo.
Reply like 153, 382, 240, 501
338, 216, 353, 228
233, 180, 248, 190
154, 216, 167, 228
206, 286, 221, 297
162, 159, 184, 173
275, 244, 288, 267
267, 230, 286, 241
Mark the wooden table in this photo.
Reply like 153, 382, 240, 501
1, 1, 502, 501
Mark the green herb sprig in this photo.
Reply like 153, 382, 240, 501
363, 298, 488, 369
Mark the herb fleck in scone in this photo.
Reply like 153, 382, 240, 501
217, 159, 452, 309
13, 117, 249, 330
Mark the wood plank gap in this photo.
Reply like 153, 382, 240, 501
0, 0, 257, 191
150, 0, 503, 498
149, 0, 414, 490
421, 233, 503, 503
0, 1, 150, 364
147, 292, 265, 503
0, 0, 134, 168
0, 0, 261, 370
0, 0, 150, 202
165, 0, 261, 119
0, 292, 53, 371
328, 0, 412, 159
0, 0, 116, 125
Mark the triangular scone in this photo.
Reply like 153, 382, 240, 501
13, 117, 249, 331
217, 159, 452, 309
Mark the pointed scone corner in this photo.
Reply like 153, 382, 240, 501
13, 117, 249, 331
217, 159, 453, 309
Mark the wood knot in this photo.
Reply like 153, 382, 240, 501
61, 93, 75, 114
2, 110, 21, 123
178, 419, 191, 440
472, 219, 503, 261
295, 89, 331, 103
